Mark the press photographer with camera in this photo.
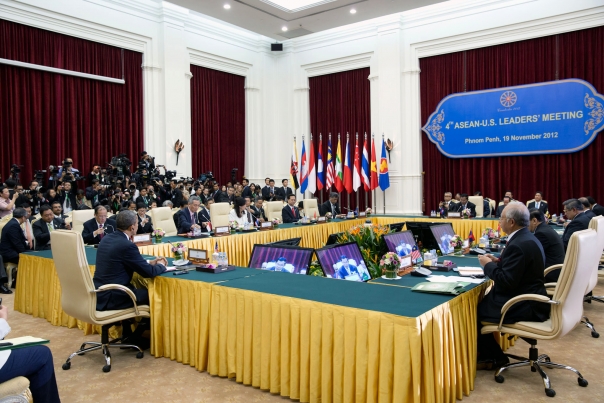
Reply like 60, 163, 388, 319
57, 181, 77, 215
0, 187, 19, 219
85, 179, 109, 208
16, 180, 46, 215
159, 179, 183, 208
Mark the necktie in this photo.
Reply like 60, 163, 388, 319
291, 207, 295, 216
98, 224, 104, 239
47, 222, 54, 232
191, 212, 195, 224
66, 196, 71, 209
536, 202, 540, 208
332, 204, 335, 216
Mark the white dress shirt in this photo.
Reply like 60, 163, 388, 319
228, 209, 254, 226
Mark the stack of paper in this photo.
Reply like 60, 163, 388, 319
457, 267, 485, 277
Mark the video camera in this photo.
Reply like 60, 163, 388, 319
198, 171, 214, 183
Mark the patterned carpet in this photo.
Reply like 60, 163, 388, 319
3, 283, 604, 402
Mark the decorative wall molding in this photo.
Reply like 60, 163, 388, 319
188, 48, 252, 76
301, 52, 373, 77
184, 71, 193, 79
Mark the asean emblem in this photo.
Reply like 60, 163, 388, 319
500, 91, 517, 107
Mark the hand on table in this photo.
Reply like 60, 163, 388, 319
149, 257, 168, 267
478, 253, 498, 267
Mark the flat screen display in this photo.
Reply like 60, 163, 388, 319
315, 242, 372, 282
430, 223, 456, 255
383, 230, 423, 264
248, 245, 314, 274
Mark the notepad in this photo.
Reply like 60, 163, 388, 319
457, 267, 485, 277
0, 336, 49, 351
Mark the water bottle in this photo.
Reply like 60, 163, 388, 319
479, 235, 488, 248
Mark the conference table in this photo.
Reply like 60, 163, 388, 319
14, 215, 505, 402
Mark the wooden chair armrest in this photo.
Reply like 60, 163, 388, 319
94, 284, 140, 316
498, 294, 559, 330
544, 264, 563, 276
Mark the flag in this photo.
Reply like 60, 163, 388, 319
468, 229, 475, 244
362, 136, 370, 191
370, 137, 378, 191
307, 137, 316, 194
326, 136, 334, 189
411, 245, 421, 262
378, 139, 390, 191
343, 136, 353, 193
353, 136, 361, 192
317, 136, 324, 190
300, 141, 308, 193
214, 242, 219, 253
334, 136, 344, 192
290, 139, 299, 190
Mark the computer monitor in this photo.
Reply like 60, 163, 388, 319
383, 230, 423, 264
315, 241, 372, 282
430, 223, 456, 255
266, 237, 302, 247
248, 244, 314, 274
325, 232, 343, 246
388, 222, 406, 233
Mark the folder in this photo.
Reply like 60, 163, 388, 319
0, 336, 49, 351
411, 282, 470, 295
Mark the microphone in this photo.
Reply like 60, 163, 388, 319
103, 224, 115, 233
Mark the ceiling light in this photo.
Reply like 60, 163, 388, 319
282, 26, 288, 32
224, 4, 231, 9
350, 8, 357, 14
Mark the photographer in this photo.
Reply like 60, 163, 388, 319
58, 158, 80, 181
159, 179, 183, 208
109, 189, 124, 214
17, 181, 45, 215
85, 179, 107, 208
57, 182, 77, 214
87, 165, 102, 186
138, 151, 155, 171
0, 186, 19, 219
75, 189, 92, 210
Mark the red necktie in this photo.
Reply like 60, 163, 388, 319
98, 224, 104, 239
291, 207, 295, 216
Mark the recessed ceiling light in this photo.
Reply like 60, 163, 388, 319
224, 4, 231, 9
350, 8, 357, 14
282, 26, 288, 32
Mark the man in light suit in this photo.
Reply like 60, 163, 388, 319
527, 191, 548, 215
33, 205, 69, 251
82, 206, 116, 245
477, 202, 548, 369
176, 196, 208, 234
561, 198, 591, 251
281, 194, 301, 223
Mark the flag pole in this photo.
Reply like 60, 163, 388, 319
382, 133, 386, 215
355, 132, 359, 212
364, 132, 368, 210
347, 132, 351, 211
319, 133, 324, 205
337, 133, 341, 208
372, 132, 376, 214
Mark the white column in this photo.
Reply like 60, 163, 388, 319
141, 64, 163, 162
293, 84, 310, 200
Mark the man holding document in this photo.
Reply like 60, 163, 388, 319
476, 202, 548, 369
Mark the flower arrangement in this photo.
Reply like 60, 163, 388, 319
449, 235, 464, 250
272, 217, 281, 226
171, 242, 187, 260
365, 208, 372, 216
229, 220, 239, 230
482, 227, 499, 239
462, 208, 472, 218
380, 252, 402, 279
152, 228, 165, 241
336, 224, 392, 279
308, 260, 324, 276
325, 212, 333, 219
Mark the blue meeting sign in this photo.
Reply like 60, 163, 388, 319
422, 79, 604, 158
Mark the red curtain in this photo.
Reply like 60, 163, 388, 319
309, 67, 372, 211
420, 26, 604, 214
190, 65, 245, 185
0, 19, 144, 185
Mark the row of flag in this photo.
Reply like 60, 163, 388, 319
291, 134, 390, 194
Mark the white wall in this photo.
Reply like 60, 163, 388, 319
2, 0, 603, 213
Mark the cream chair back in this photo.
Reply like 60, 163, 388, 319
551, 229, 601, 337
0, 214, 12, 224
468, 196, 483, 217
50, 230, 97, 322
71, 210, 95, 234
585, 217, 604, 293
210, 203, 231, 228
489, 199, 496, 214
148, 207, 177, 236
303, 199, 320, 219
265, 201, 283, 222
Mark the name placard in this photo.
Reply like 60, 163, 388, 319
447, 212, 461, 218
260, 221, 273, 231
359, 212, 366, 217
399, 255, 412, 270
133, 234, 152, 246
189, 249, 209, 264
214, 226, 230, 236
317, 216, 326, 224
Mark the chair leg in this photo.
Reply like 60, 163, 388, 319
590, 295, 604, 303
540, 360, 587, 382
581, 316, 599, 338
62, 343, 103, 370
533, 362, 556, 397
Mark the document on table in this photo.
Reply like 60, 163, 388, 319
427, 275, 485, 284
457, 266, 485, 277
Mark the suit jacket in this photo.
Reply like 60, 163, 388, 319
319, 201, 341, 217
241, 186, 252, 198
136, 195, 152, 209
533, 223, 565, 282
495, 204, 505, 218
584, 209, 596, 220
482, 200, 491, 217
275, 186, 293, 201
58, 191, 77, 212
0, 219, 28, 261
479, 227, 549, 323
137, 214, 153, 234
456, 201, 476, 217
81, 218, 117, 245
176, 208, 207, 234
32, 218, 68, 251
215, 191, 233, 204
562, 211, 591, 251
250, 205, 266, 221
93, 231, 166, 310
592, 204, 604, 216
528, 201, 549, 215
261, 186, 277, 201
282, 205, 301, 223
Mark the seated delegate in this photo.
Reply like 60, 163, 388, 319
82, 206, 117, 245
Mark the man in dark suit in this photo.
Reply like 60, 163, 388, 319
136, 187, 152, 209
135, 203, 153, 234
527, 191, 548, 215
578, 197, 596, 219
199, 197, 213, 225
477, 202, 548, 368
587, 196, 604, 216
57, 181, 77, 215
216, 186, 235, 204
175, 196, 208, 234
32, 205, 69, 251
282, 194, 301, 223
250, 197, 267, 222
275, 179, 293, 201
495, 196, 511, 218
82, 206, 117, 245
438, 192, 457, 216
241, 178, 252, 199
473, 191, 491, 217
0, 208, 29, 293
160, 180, 183, 208
51, 201, 68, 223
561, 198, 591, 251
456, 193, 476, 217
529, 208, 565, 282
320, 192, 342, 217
93, 210, 170, 311
262, 179, 277, 201
85, 179, 105, 208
